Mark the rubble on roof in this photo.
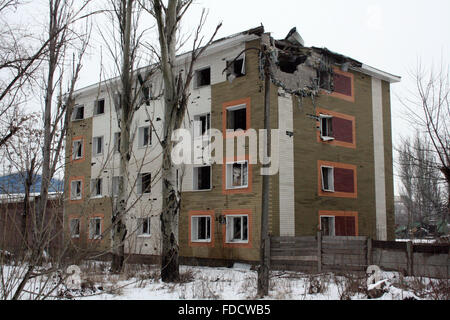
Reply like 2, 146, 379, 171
261, 27, 362, 100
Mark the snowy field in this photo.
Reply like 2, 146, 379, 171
2, 261, 447, 300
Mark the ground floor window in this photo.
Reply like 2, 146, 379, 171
70, 218, 80, 238
226, 215, 248, 243
320, 212, 357, 236
89, 217, 102, 240
191, 216, 211, 242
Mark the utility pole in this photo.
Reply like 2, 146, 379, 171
257, 43, 271, 297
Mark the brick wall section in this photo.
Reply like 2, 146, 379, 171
64, 116, 112, 252
292, 70, 380, 239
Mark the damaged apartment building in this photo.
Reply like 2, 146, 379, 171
64, 26, 400, 265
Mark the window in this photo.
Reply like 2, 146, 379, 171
114, 132, 121, 153
321, 166, 334, 192
71, 105, 84, 121
138, 217, 151, 236
195, 67, 211, 88
319, 115, 334, 141
227, 57, 245, 80
91, 178, 103, 198
138, 126, 151, 148
72, 139, 84, 161
319, 212, 358, 236
70, 218, 80, 238
137, 172, 151, 195
92, 136, 103, 156
226, 215, 248, 243
226, 105, 247, 131
191, 216, 211, 242
318, 161, 357, 198
193, 166, 211, 191
316, 109, 355, 148
89, 217, 102, 240
94, 99, 105, 115
194, 113, 211, 138
112, 176, 122, 197
329, 68, 354, 102
226, 161, 248, 189
70, 180, 82, 200
320, 216, 335, 236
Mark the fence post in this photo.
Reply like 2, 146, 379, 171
367, 237, 372, 267
317, 231, 322, 273
406, 241, 413, 276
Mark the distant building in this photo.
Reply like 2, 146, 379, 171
64, 26, 400, 265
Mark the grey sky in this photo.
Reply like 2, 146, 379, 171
7, 0, 450, 194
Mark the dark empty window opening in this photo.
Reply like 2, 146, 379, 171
95, 99, 105, 115
139, 172, 151, 194
319, 70, 333, 91
278, 53, 306, 74
227, 58, 245, 79
72, 105, 84, 121
194, 166, 211, 191
194, 113, 211, 138
196, 67, 211, 87
227, 106, 247, 131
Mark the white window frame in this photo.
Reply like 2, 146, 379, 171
70, 180, 82, 200
88, 217, 102, 240
92, 136, 104, 156
226, 104, 247, 131
193, 165, 212, 191
320, 216, 336, 236
137, 172, 151, 195
191, 215, 211, 243
138, 125, 151, 148
94, 99, 105, 116
138, 217, 151, 237
226, 160, 249, 190
321, 166, 335, 192
319, 114, 334, 141
71, 105, 84, 121
90, 178, 103, 198
70, 218, 80, 239
226, 215, 249, 243
72, 139, 83, 160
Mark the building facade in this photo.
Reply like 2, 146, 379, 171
64, 26, 400, 264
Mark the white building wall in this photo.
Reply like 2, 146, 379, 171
278, 91, 295, 236
371, 77, 388, 241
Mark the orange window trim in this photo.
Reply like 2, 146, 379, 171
327, 67, 355, 103
71, 136, 86, 163
87, 213, 105, 243
318, 210, 359, 236
316, 108, 356, 149
222, 155, 253, 195
188, 210, 215, 248
222, 209, 253, 249
222, 97, 251, 139
318, 160, 357, 199
68, 176, 85, 203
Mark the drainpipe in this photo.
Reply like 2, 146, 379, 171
257, 43, 271, 297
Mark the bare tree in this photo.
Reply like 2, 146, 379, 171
397, 134, 447, 237
140, 0, 221, 282
5, 0, 93, 300
399, 61, 449, 234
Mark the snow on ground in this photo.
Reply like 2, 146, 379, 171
2, 261, 447, 300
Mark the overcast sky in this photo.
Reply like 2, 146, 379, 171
10, 0, 450, 193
